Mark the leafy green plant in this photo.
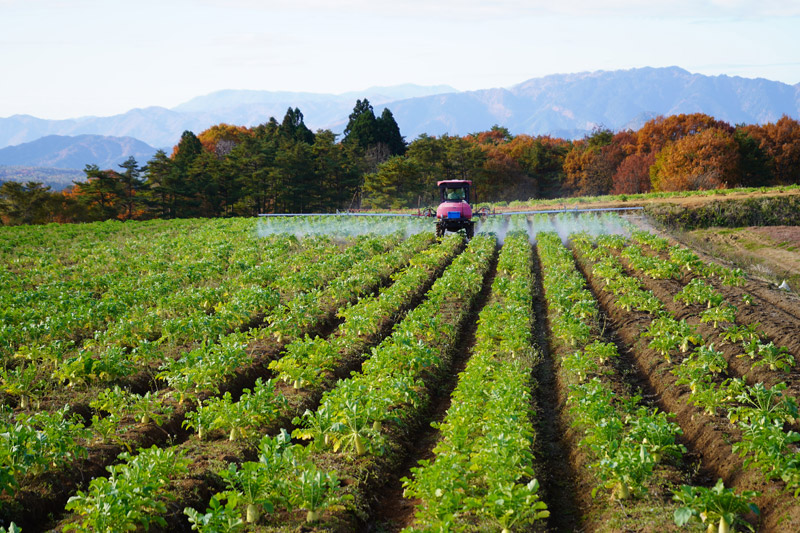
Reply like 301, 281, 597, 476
598, 445, 655, 500
729, 382, 798, 426
292, 405, 337, 450
626, 409, 686, 463
750, 342, 794, 372
185, 493, 244, 532
329, 399, 384, 456
700, 304, 738, 329
65, 446, 190, 532
675, 279, 724, 308
721, 323, 762, 345
291, 465, 345, 523
478, 480, 549, 533
669, 247, 704, 273
673, 479, 759, 533
0, 407, 89, 494
1, 364, 43, 410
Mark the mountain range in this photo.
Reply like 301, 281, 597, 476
1, 67, 799, 175
0, 134, 157, 170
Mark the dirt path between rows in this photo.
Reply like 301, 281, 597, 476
611, 249, 800, 396
530, 248, 582, 533
573, 246, 800, 532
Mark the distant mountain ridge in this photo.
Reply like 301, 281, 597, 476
0, 166, 84, 191
0, 134, 158, 170
1, 68, 798, 169
382, 67, 800, 140
0, 84, 459, 151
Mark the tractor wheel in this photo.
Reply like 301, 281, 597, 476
435, 223, 445, 238
465, 223, 474, 239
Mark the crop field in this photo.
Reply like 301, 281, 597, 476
1, 213, 800, 532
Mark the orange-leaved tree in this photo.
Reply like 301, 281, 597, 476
197, 123, 252, 159
637, 113, 734, 154
740, 115, 800, 185
611, 152, 655, 194
650, 128, 741, 191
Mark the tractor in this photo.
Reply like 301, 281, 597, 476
435, 180, 475, 238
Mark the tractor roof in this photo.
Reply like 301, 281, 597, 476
437, 180, 472, 187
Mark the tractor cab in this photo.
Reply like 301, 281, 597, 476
435, 180, 474, 238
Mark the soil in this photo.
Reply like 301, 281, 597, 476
530, 249, 582, 533
611, 249, 800, 396
572, 244, 800, 532
685, 226, 800, 292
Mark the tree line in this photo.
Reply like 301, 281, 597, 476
1, 104, 799, 225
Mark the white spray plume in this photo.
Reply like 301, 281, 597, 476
257, 215, 431, 239
257, 211, 635, 243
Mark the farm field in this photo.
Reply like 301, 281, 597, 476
1, 213, 800, 532
675, 226, 800, 293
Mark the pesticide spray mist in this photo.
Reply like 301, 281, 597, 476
478, 212, 633, 244
257, 211, 634, 244
257, 215, 431, 240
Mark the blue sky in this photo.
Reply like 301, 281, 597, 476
2, 0, 799, 119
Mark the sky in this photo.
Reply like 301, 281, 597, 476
1, 0, 799, 120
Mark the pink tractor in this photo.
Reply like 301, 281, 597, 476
435, 180, 475, 238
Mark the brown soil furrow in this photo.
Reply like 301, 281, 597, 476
613, 251, 800, 396
574, 248, 800, 532
530, 247, 581, 533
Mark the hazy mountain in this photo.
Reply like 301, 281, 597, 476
382, 67, 800, 139
173, 84, 458, 112
1, 69, 798, 158
0, 166, 84, 191
0, 134, 158, 170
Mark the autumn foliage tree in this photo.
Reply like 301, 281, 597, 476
636, 113, 734, 154
611, 152, 654, 194
197, 123, 252, 158
740, 115, 800, 185
650, 128, 741, 191
562, 128, 631, 196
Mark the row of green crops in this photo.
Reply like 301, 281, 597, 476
0, 230, 357, 410
297, 234, 495, 457
1, 219, 287, 358
583, 234, 800, 495
589, 233, 795, 398
50, 232, 449, 531
537, 232, 687, 503
573, 234, 783, 530
157, 233, 425, 406
183, 233, 462, 443
189, 235, 496, 528
625, 231, 795, 373
0, 231, 428, 516
270, 233, 463, 392
401, 230, 548, 532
